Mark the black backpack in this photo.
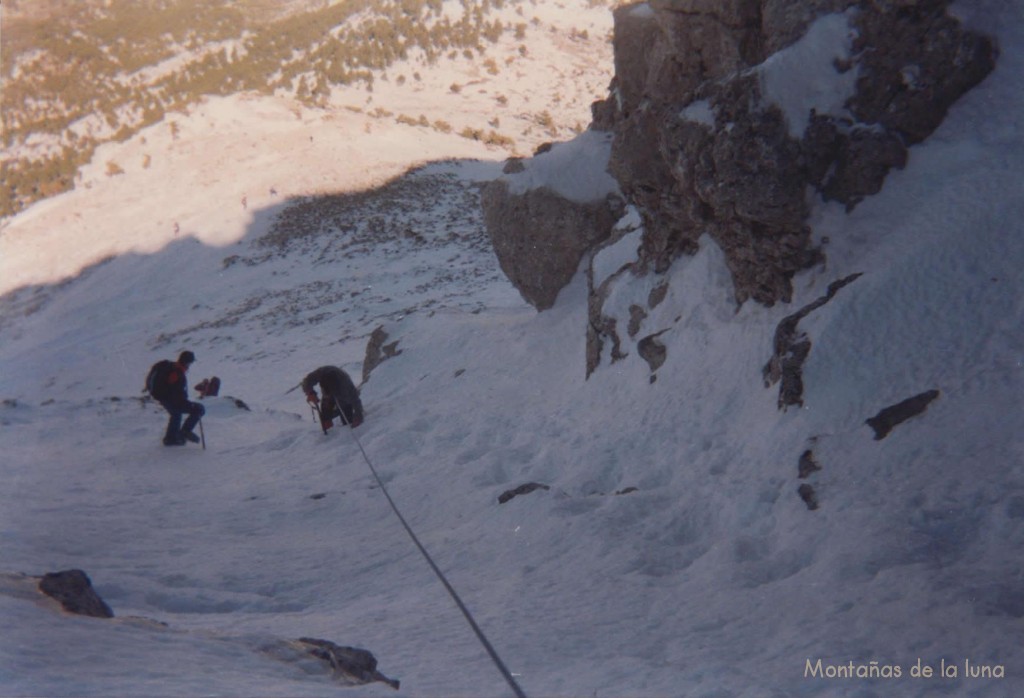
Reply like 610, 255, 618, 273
145, 360, 175, 400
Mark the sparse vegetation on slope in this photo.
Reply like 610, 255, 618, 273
2, 0, 608, 218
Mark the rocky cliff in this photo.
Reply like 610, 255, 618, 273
482, 0, 996, 374
601, 0, 995, 305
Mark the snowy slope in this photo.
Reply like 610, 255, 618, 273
2, 1, 1023, 697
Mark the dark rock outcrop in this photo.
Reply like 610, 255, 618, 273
798, 483, 820, 511
38, 569, 114, 619
585, 232, 641, 376
483, 185, 620, 311
637, 333, 668, 374
598, 0, 996, 305
498, 482, 550, 504
798, 449, 822, 479
763, 273, 862, 409
13, 569, 398, 690
290, 638, 400, 689
481, 132, 625, 311
866, 389, 941, 440
481, 0, 995, 386
482, 185, 625, 311
846, 4, 998, 145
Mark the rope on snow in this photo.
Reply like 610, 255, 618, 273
334, 398, 527, 698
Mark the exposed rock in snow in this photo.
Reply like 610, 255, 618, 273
637, 332, 668, 376
262, 638, 400, 690
497, 482, 550, 504
38, 569, 114, 619
797, 449, 822, 479
10, 568, 399, 689
865, 389, 941, 440
797, 483, 820, 510
480, 0, 996, 386
481, 135, 625, 310
362, 325, 403, 384
762, 272, 862, 410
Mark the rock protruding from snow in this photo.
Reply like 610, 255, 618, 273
38, 569, 114, 619
363, 325, 403, 384
797, 483, 820, 511
637, 333, 668, 376
866, 390, 941, 440
798, 449, 822, 479
482, 133, 625, 311
22, 569, 400, 689
763, 273, 862, 410
278, 638, 400, 690
498, 482, 551, 504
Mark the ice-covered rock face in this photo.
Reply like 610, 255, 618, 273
602, 0, 997, 306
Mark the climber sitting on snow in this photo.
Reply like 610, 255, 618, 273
302, 365, 364, 431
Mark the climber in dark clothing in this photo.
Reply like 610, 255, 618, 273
302, 366, 364, 431
147, 350, 205, 446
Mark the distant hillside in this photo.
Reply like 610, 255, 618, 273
1, 0, 611, 219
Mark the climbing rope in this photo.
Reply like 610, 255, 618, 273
334, 399, 528, 698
